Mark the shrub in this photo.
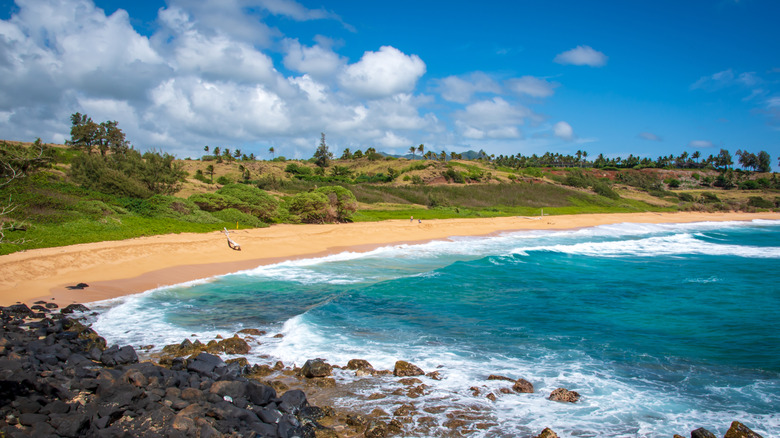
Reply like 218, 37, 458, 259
747, 196, 773, 209
285, 162, 313, 176
210, 208, 266, 227
592, 181, 620, 199
315, 186, 358, 222
216, 175, 231, 185
285, 192, 330, 223
738, 180, 759, 190
701, 192, 720, 203
665, 178, 681, 188
216, 184, 279, 222
616, 171, 662, 191
677, 192, 695, 202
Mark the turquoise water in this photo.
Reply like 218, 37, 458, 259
92, 220, 780, 437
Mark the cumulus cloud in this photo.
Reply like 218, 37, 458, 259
506, 76, 559, 98
553, 121, 575, 141
454, 98, 530, 139
436, 73, 501, 103
339, 46, 426, 99
638, 132, 662, 141
554, 45, 608, 67
688, 140, 714, 148
283, 39, 345, 79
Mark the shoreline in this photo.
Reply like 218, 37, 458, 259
2, 211, 779, 306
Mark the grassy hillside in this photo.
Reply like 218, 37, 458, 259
1, 141, 778, 255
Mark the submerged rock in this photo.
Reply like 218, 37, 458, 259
513, 378, 534, 393
691, 427, 717, 438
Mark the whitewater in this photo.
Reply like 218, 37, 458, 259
89, 219, 780, 437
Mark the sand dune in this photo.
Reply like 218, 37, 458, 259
1, 211, 778, 306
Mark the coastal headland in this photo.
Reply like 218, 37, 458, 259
1, 211, 778, 306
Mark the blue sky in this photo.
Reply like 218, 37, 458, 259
0, 0, 778, 167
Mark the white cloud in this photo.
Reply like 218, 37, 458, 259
339, 46, 426, 99
638, 132, 662, 141
283, 39, 345, 79
554, 45, 608, 67
688, 140, 714, 148
455, 98, 530, 139
553, 121, 575, 141
506, 76, 559, 98
437, 73, 501, 103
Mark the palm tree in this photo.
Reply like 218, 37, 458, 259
203, 145, 209, 153
234, 149, 242, 159
409, 146, 416, 159
269, 146, 275, 159
417, 144, 424, 159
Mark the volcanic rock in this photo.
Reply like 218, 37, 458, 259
724, 421, 764, 438
394, 360, 424, 377
549, 387, 580, 403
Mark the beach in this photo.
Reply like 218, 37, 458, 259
1, 211, 779, 307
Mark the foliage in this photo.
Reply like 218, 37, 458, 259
216, 184, 279, 222
616, 170, 663, 191
747, 196, 773, 209
211, 208, 267, 228
315, 186, 358, 222
285, 191, 330, 223
313, 133, 333, 168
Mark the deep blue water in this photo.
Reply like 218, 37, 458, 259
92, 220, 780, 437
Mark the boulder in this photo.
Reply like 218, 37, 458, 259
394, 360, 424, 377
512, 378, 534, 393
60, 303, 89, 314
100, 345, 138, 366
724, 422, 763, 438
534, 427, 560, 438
691, 428, 717, 438
487, 374, 514, 382
347, 358, 374, 370
548, 387, 580, 403
301, 358, 332, 378
187, 352, 225, 376
237, 328, 265, 336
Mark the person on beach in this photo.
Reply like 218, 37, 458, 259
410, 215, 413, 222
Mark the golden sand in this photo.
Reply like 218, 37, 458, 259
1, 211, 778, 306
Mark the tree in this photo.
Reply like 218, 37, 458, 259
213, 146, 221, 157
206, 164, 215, 183
66, 114, 129, 156
234, 149, 242, 159
313, 132, 333, 168
340, 148, 353, 160
715, 149, 733, 170
417, 144, 424, 158
757, 151, 771, 173
409, 146, 416, 159
269, 146, 275, 159
204, 145, 209, 153
1, 140, 50, 244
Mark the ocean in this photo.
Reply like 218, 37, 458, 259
89, 219, 780, 437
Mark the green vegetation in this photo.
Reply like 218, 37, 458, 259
1, 114, 777, 255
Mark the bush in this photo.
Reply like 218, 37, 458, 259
216, 175, 231, 185
285, 192, 330, 223
285, 162, 313, 176
747, 196, 773, 209
592, 181, 620, 199
738, 180, 759, 190
677, 192, 695, 202
210, 208, 266, 228
665, 178, 681, 188
216, 184, 279, 222
701, 192, 720, 203
315, 186, 358, 222
616, 171, 662, 191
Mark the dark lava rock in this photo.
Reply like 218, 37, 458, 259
60, 303, 90, 314
549, 387, 580, 403
533, 427, 560, 438
347, 358, 373, 370
65, 282, 89, 290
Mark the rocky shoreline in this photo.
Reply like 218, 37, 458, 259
1, 302, 766, 437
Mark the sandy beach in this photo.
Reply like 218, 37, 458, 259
1, 211, 778, 307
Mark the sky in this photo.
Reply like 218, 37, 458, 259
0, 0, 778, 166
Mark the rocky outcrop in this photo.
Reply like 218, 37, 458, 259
692, 427, 718, 438
393, 360, 424, 377
0, 303, 326, 438
549, 387, 580, 403
534, 427, 560, 438
724, 421, 763, 438
512, 378, 534, 393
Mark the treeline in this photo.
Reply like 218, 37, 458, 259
492, 148, 773, 172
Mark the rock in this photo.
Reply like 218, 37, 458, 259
237, 328, 265, 336
347, 358, 373, 370
725, 422, 763, 438
187, 352, 225, 376
60, 303, 90, 314
426, 370, 442, 380
691, 427, 717, 438
487, 374, 514, 382
533, 427, 560, 438
549, 387, 580, 403
301, 358, 332, 378
212, 335, 250, 355
365, 419, 388, 438
45, 302, 59, 309
65, 282, 90, 290
394, 360, 424, 377
100, 345, 139, 366
513, 378, 534, 393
